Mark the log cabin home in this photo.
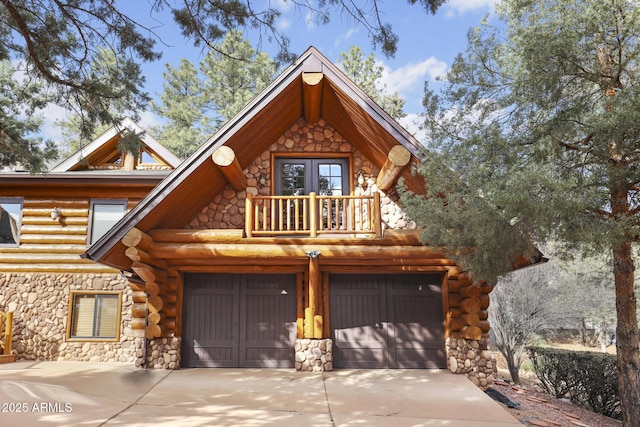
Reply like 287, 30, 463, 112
81, 47, 521, 388
0, 118, 180, 364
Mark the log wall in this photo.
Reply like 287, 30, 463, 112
446, 268, 492, 339
0, 197, 140, 273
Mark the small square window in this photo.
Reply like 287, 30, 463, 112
88, 199, 127, 245
0, 198, 23, 245
67, 292, 122, 341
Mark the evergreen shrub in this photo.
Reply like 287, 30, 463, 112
527, 346, 620, 420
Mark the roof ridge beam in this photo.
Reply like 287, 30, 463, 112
302, 72, 323, 124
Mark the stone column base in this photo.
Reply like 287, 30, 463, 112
135, 337, 181, 369
446, 337, 495, 389
295, 339, 333, 372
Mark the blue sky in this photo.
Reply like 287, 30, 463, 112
44, 0, 499, 142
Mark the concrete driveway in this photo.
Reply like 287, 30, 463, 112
0, 361, 521, 426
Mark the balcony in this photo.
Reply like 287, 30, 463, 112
245, 192, 382, 238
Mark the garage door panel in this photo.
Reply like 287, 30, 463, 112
240, 276, 296, 368
183, 273, 296, 368
388, 275, 446, 368
331, 277, 388, 368
183, 277, 239, 368
331, 273, 445, 369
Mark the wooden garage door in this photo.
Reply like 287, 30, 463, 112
330, 274, 446, 369
182, 273, 297, 368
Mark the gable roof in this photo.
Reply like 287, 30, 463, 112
85, 47, 428, 270
51, 117, 181, 172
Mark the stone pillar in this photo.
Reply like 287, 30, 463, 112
135, 337, 181, 369
295, 338, 333, 372
446, 337, 495, 389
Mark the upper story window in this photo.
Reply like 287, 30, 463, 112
0, 197, 23, 245
88, 199, 127, 245
275, 157, 350, 196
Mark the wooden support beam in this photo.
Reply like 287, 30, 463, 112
149, 243, 448, 261
148, 295, 163, 313
121, 227, 153, 250
302, 72, 323, 124
376, 145, 412, 191
212, 146, 246, 191
149, 228, 244, 243
131, 261, 168, 284
308, 252, 323, 339
125, 247, 168, 270
123, 151, 136, 171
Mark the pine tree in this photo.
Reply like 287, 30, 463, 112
151, 31, 276, 159
201, 30, 277, 127
0, 59, 57, 172
150, 59, 214, 160
401, 1, 640, 423
337, 46, 406, 120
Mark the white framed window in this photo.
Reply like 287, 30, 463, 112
67, 292, 122, 341
88, 199, 127, 245
0, 197, 23, 245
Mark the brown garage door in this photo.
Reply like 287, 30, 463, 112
330, 274, 446, 368
182, 273, 297, 368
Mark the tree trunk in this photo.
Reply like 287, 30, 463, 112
610, 188, 640, 427
502, 347, 521, 384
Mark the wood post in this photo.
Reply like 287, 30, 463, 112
245, 193, 254, 238
302, 72, 323, 124
373, 192, 382, 237
0, 311, 13, 355
376, 145, 412, 191
212, 146, 246, 191
309, 192, 317, 238
306, 250, 323, 339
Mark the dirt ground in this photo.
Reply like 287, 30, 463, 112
491, 348, 621, 427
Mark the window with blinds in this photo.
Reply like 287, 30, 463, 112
68, 293, 121, 340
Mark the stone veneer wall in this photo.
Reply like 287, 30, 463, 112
0, 272, 136, 362
446, 337, 495, 389
187, 118, 414, 231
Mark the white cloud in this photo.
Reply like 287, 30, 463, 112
398, 113, 428, 145
138, 110, 163, 131
378, 57, 448, 96
277, 17, 292, 32
333, 28, 359, 48
272, 0, 295, 13
445, 0, 498, 16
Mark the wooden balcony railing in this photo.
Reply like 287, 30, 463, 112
245, 192, 382, 238
0, 311, 13, 356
